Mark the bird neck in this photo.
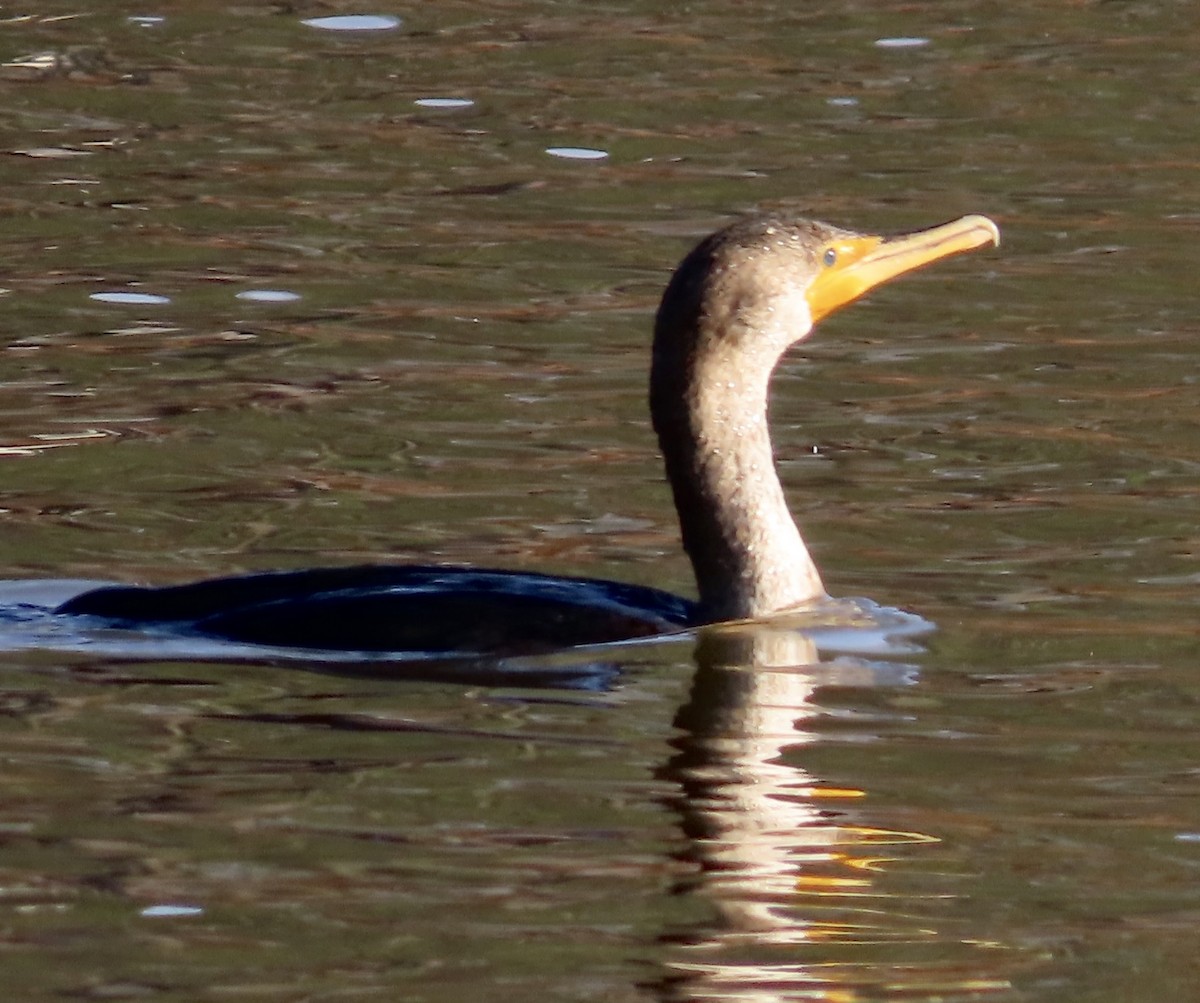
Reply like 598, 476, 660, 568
651, 339, 826, 623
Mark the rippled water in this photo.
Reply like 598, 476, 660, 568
1, 2, 1199, 1000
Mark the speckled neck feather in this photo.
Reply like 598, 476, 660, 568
650, 217, 843, 621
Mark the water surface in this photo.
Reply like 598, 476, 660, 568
1, 2, 1199, 999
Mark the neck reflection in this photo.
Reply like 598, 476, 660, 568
656, 621, 997, 1002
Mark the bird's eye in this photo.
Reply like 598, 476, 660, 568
822, 247, 837, 267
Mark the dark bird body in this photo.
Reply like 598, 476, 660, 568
59, 213, 999, 655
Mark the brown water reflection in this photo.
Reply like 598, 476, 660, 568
2, 0, 1200, 1000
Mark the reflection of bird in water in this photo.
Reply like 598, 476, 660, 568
657, 627, 998, 1003
59, 214, 998, 655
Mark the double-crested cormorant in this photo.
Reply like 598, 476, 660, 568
58, 213, 999, 656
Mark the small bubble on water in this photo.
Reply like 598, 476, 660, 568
128, 15, 165, 27
414, 98, 475, 109
545, 147, 608, 161
90, 291, 171, 305
236, 290, 301, 303
302, 15, 401, 32
141, 904, 204, 918
875, 36, 931, 48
